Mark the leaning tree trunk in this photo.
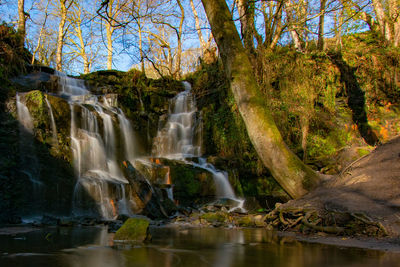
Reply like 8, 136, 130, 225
201, 0, 320, 199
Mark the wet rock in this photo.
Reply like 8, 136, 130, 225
58, 219, 75, 227
117, 214, 131, 223
200, 211, 229, 224
213, 198, 242, 209
7, 215, 22, 224
122, 161, 175, 219
134, 159, 169, 185
157, 158, 216, 205
79, 217, 96, 226
108, 220, 123, 233
41, 215, 58, 225
235, 214, 266, 227
12, 71, 59, 93
113, 217, 151, 242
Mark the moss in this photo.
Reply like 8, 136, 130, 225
236, 215, 255, 227
114, 217, 150, 242
200, 211, 228, 223
357, 148, 371, 157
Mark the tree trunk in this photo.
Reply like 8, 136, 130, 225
105, 0, 116, 70
190, 0, 206, 51
237, 0, 255, 52
106, 22, 113, 70
201, 0, 320, 199
56, 0, 68, 71
372, 0, 392, 43
32, 0, 50, 64
334, 7, 344, 51
317, 0, 327, 51
138, 25, 145, 74
77, 24, 89, 74
174, 0, 184, 79
389, 0, 400, 47
285, 0, 303, 51
17, 0, 26, 44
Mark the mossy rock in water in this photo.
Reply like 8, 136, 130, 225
200, 211, 229, 223
114, 217, 150, 242
236, 216, 255, 227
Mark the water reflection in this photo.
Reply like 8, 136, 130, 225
0, 226, 399, 267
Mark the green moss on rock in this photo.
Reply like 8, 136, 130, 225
200, 211, 229, 223
114, 217, 150, 242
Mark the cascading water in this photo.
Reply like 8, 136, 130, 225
118, 109, 137, 162
54, 72, 137, 219
153, 82, 244, 210
153, 82, 201, 159
45, 97, 59, 146
16, 93, 44, 209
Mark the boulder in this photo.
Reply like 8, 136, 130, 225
122, 161, 176, 219
12, 71, 59, 93
113, 217, 150, 242
200, 211, 229, 224
158, 158, 216, 205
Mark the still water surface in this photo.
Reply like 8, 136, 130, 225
0, 225, 399, 267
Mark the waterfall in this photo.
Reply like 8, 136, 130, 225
54, 72, 137, 219
16, 93, 44, 208
45, 97, 58, 146
153, 82, 243, 209
153, 81, 201, 159
118, 109, 137, 162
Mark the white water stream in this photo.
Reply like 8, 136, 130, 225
45, 97, 58, 146
16, 72, 243, 218
16, 93, 44, 206
55, 72, 137, 219
153, 82, 244, 210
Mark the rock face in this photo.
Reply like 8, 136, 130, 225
134, 158, 216, 206
122, 161, 177, 219
113, 217, 150, 242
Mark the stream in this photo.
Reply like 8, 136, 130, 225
1, 226, 399, 267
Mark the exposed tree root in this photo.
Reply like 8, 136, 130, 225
264, 204, 388, 237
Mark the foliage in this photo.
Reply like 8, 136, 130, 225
188, 31, 400, 202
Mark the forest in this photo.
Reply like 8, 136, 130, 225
0, 0, 400, 266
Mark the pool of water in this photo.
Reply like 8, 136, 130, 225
0, 225, 399, 266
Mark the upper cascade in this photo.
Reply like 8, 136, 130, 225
55, 70, 89, 96
152, 81, 244, 209
152, 81, 202, 159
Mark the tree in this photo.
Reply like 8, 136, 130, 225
174, 0, 185, 79
31, 0, 51, 64
66, 1, 94, 73
236, 0, 259, 56
201, 0, 321, 199
56, 0, 73, 71
18, 0, 26, 44
190, 0, 214, 54
99, 0, 129, 70
317, 0, 327, 50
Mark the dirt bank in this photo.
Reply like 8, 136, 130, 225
270, 135, 400, 237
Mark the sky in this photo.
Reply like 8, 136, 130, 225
0, 0, 371, 75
